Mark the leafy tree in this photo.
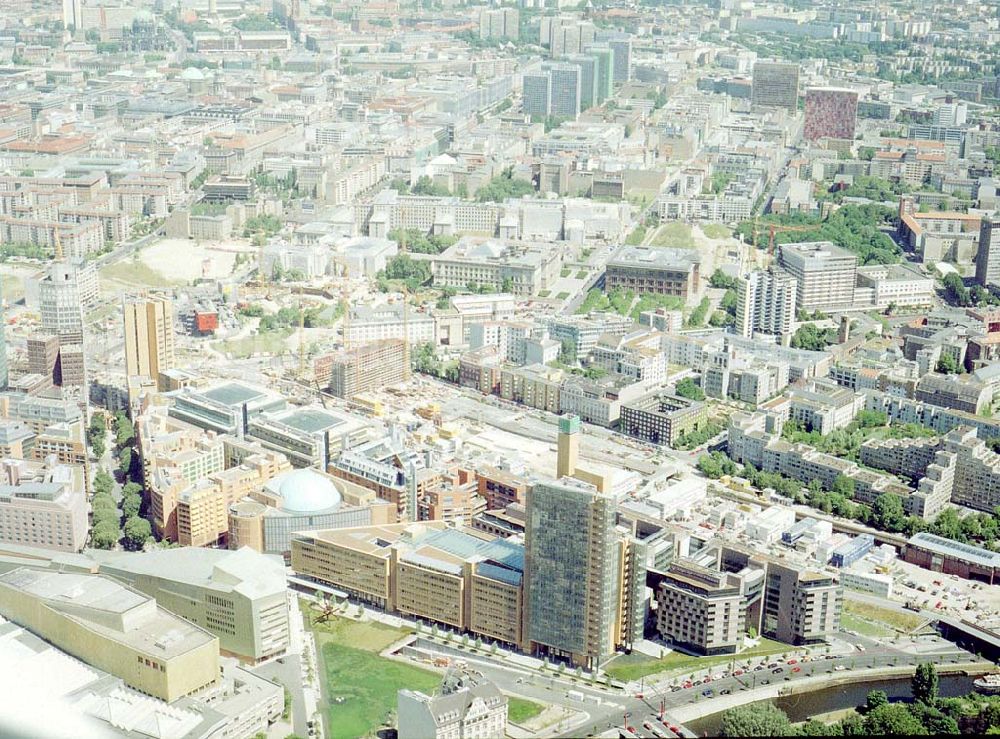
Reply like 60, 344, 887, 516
122, 482, 143, 498
410, 175, 451, 197
119, 447, 133, 477
91, 520, 120, 549
866, 690, 889, 712
838, 714, 868, 736
908, 701, 959, 734
863, 703, 928, 735
92, 469, 115, 496
800, 719, 841, 736
697, 454, 724, 479
937, 352, 958, 374
832, 474, 855, 498
91, 493, 117, 511
872, 493, 906, 532
675, 377, 705, 401
912, 662, 939, 704
942, 273, 971, 307
122, 516, 152, 551
121, 494, 142, 519
791, 323, 838, 351
475, 168, 535, 202
719, 702, 792, 737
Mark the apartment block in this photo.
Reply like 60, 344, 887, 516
124, 295, 175, 390
804, 87, 858, 141
779, 241, 857, 313
619, 393, 709, 447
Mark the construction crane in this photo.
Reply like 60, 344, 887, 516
398, 229, 412, 382
751, 217, 817, 265
54, 228, 63, 261
297, 285, 306, 379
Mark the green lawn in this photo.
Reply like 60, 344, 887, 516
308, 610, 438, 739
650, 222, 696, 249
320, 640, 440, 738
841, 613, 895, 638
604, 638, 788, 682
507, 696, 545, 724
843, 599, 925, 633
556, 291, 570, 300
702, 223, 732, 239
576, 270, 588, 279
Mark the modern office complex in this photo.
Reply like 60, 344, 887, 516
804, 87, 858, 141
37, 260, 98, 346
524, 477, 642, 670
779, 241, 858, 312
976, 216, 1000, 288
0, 459, 87, 552
656, 559, 746, 655
124, 295, 175, 390
292, 522, 528, 648
751, 61, 800, 111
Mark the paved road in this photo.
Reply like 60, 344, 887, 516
253, 654, 310, 737
558, 643, 981, 739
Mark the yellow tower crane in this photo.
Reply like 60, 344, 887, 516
54, 227, 63, 261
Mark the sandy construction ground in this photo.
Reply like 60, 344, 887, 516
100, 238, 254, 289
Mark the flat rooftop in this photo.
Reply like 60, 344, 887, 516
271, 407, 348, 433
201, 383, 268, 406
909, 532, 1000, 568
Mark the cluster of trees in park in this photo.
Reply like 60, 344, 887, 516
675, 377, 705, 401
474, 168, 535, 202
411, 343, 459, 383
386, 228, 458, 255
719, 663, 1000, 736
780, 410, 935, 463
941, 272, 998, 309
89, 413, 152, 551
736, 204, 901, 266
87, 412, 106, 458
674, 422, 724, 451
388, 176, 460, 198
239, 304, 327, 331
376, 254, 431, 293
790, 323, 840, 351
819, 176, 911, 204
685, 296, 712, 328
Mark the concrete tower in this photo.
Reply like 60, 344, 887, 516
556, 415, 579, 479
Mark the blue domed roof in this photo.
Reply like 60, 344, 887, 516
268, 469, 342, 514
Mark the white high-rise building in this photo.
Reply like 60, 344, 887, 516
38, 261, 97, 346
736, 268, 798, 340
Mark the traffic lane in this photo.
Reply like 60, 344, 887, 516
558, 648, 977, 739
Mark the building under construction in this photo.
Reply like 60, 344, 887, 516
324, 339, 408, 399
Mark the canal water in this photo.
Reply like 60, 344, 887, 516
685, 674, 978, 736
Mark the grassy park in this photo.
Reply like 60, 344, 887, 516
605, 637, 788, 682
507, 696, 545, 724
307, 609, 438, 739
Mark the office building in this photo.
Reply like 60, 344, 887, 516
62, 0, 82, 30
95, 546, 290, 664
804, 87, 858, 141
124, 295, 175, 390
608, 38, 632, 84
751, 61, 800, 111
398, 673, 508, 739
26, 333, 60, 387
556, 414, 580, 479
291, 522, 528, 648
0, 276, 7, 389
656, 559, 745, 656
587, 45, 614, 101
168, 382, 287, 438
37, 261, 98, 346
325, 339, 408, 399
779, 241, 857, 313
619, 393, 709, 447
522, 72, 552, 117
247, 405, 370, 470
736, 268, 798, 340
605, 246, 700, 300
976, 216, 1000, 288
479, 7, 519, 40
0, 460, 87, 552
525, 477, 630, 670
762, 561, 842, 645
0, 568, 219, 703
548, 64, 582, 119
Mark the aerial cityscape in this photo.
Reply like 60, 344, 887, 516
0, 0, 999, 737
